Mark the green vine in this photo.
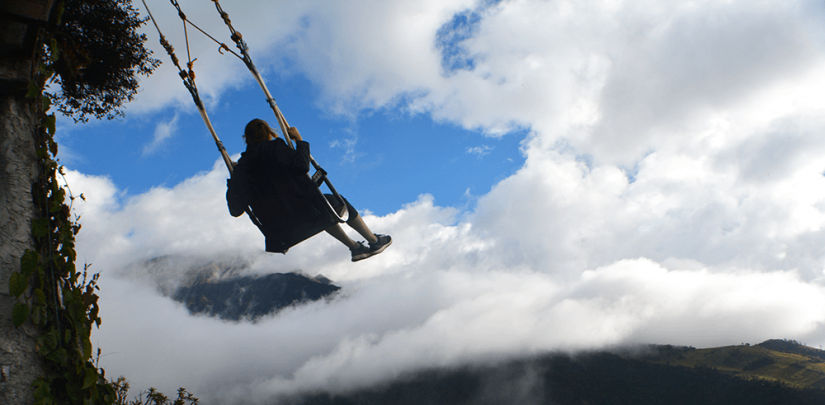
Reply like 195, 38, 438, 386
6, 4, 115, 404
7, 51, 199, 405
5, 2, 197, 403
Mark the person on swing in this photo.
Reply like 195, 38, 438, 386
227, 118, 392, 261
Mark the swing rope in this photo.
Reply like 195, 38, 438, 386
211, 0, 291, 144
142, 0, 233, 172
141, 0, 264, 230
211, 0, 349, 222
168, 0, 243, 60
141, 0, 348, 225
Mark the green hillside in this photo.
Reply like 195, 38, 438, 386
639, 340, 825, 389
293, 346, 825, 405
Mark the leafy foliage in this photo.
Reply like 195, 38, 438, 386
112, 378, 199, 405
47, 0, 160, 122
11, 59, 114, 402
7, 1, 162, 403
10, 90, 114, 404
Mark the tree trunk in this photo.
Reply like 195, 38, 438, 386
0, 1, 56, 403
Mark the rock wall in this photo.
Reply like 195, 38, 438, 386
0, 95, 44, 404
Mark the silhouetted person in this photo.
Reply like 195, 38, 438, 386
227, 119, 391, 261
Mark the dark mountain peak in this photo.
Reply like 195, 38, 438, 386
127, 254, 340, 321
173, 271, 340, 322
311, 274, 333, 285
126, 254, 252, 296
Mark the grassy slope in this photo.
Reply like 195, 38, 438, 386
641, 340, 825, 389
294, 348, 825, 405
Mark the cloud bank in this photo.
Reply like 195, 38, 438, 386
64, 0, 825, 403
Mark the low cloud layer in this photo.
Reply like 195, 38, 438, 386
62, 0, 825, 403
72, 141, 825, 402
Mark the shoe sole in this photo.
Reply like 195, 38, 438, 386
352, 238, 392, 262
369, 238, 393, 256
352, 252, 371, 262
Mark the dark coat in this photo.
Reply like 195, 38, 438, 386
227, 138, 334, 252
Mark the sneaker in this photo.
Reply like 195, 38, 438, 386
350, 241, 372, 262
369, 234, 392, 256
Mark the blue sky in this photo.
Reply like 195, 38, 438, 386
59, 53, 527, 218
59, 0, 524, 218
59, 0, 825, 402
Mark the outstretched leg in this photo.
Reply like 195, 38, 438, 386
326, 224, 373, 262
347, 213, 392, 257
325, 194, 392, 261
325, 223, 359, 249
347, 214, 378, 244
327, 194, 378, 243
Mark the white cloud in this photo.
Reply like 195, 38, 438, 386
70, 143, 825, 401
61, 0, 825, 402
142, 114, 179, 155
467, 144, 494, 157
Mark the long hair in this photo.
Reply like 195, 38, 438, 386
244, 119, 277, 144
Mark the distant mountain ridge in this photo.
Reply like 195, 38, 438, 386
172, 272, 340, 321
282, 340, 825, 405
642, 339, 825, 389
758, 339, 825, 363
147, 257, 824, 402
